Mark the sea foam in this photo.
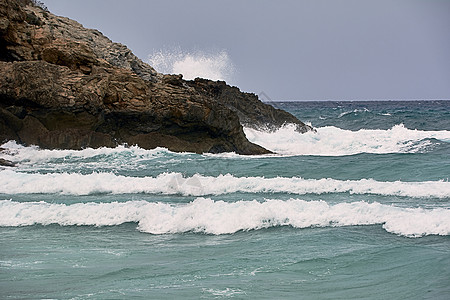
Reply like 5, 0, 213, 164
0, 170, 449, 198
244, 124, 450, 156
0, 141, 174, 163
1, 198, 448, 237
2, 124, 448, 162
148, 49, 234, 83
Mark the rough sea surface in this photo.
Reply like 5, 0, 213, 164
1, 100, 449, 299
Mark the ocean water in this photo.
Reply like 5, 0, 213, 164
0, 100, 449, 299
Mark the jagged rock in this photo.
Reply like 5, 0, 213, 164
0, 0, 311, 154
0, 0, 157, 81
0, 60, 269, 154
187, 78, 313, 133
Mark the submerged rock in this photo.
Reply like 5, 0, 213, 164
0, 158, 15, 167
0, 0, 312, 154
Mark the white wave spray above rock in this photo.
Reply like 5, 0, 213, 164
148, 49, 235, 83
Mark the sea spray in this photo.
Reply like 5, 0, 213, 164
148, 49, 235, 83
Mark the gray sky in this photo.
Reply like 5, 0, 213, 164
43, 0, 450, 100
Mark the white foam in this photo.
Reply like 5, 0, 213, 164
0, 170, 448, 198
148, 49, 234, 83
244, 124, 450, 156
0, 141, 176, 162
3, 124, 447, 161
338, 108, 370, 118
1, 198, 448, 237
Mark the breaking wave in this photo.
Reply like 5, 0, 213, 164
244, 124, 450, 156
3, 123, 448, 163
1, 198, 448, 237
0, 141, 174, 163
0, 170, 449, 198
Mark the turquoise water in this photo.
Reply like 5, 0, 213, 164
1, 101, 449, 299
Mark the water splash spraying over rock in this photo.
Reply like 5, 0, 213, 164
148, 49, 235, 83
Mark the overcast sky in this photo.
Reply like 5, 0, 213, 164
42, 0, 450, 101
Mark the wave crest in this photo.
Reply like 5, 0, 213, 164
244, 124, 450, 156
0, 170, 449, 198
148, 49, 235, 82
1, 198, 448, 237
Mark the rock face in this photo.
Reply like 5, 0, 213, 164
187, 78, 313, 133
0, 0, 312, 154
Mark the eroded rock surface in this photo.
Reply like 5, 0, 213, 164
0, 0, 312, 154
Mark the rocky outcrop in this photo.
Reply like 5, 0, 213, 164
187, 78, 313, 132
0, 59, 270, 154
0, 0, 157, 81
0, 0, 312, 154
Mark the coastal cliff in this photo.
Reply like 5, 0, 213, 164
0, 0, 312, 154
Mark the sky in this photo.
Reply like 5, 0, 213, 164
42, 0, 450, 101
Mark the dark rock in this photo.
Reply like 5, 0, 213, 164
187, 78, 314, 133
0, 158, 15, 167
25, 11, 40, 26
0, 59, 269, 154
0, 0, 311, 155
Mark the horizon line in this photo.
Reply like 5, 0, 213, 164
261, 99, 450, 102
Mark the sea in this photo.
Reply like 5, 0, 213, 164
0, 100, 449, 299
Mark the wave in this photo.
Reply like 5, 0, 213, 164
0, 141, 178, 163
338, 108, 371, 118
3, 124, 449, 161
1, 198, 448, 237
1, 170, 449, 198
244, 124, 450, 156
